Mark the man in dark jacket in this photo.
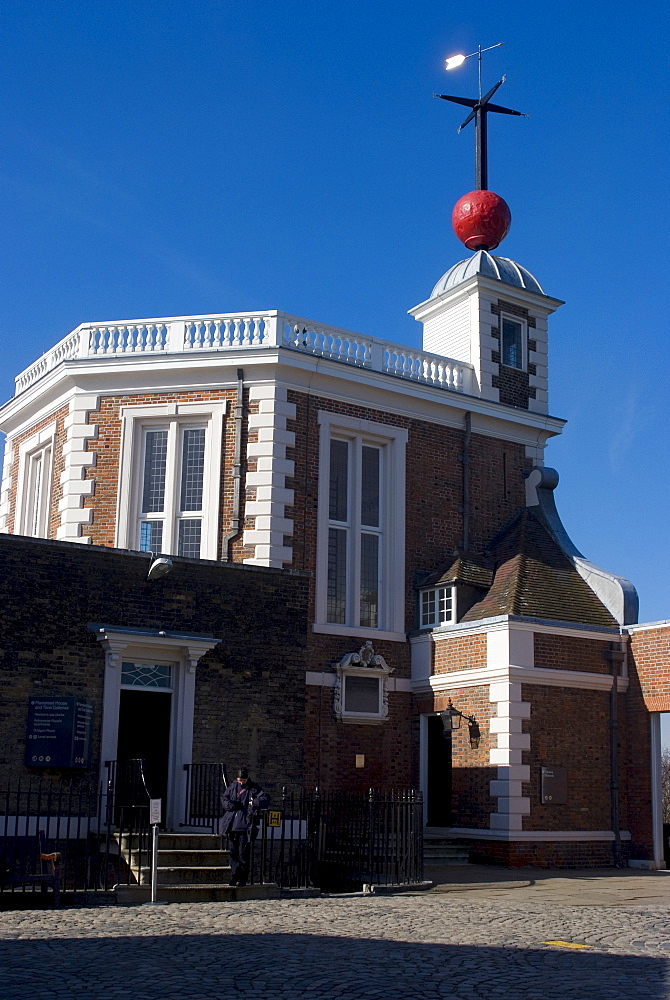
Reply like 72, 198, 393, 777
220, 767, 270, 886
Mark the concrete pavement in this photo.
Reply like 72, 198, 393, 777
424, 863, 670, 905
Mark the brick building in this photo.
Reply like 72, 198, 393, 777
0, 242, 667, 866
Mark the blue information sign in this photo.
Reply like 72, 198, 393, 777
25, 696, 93, 768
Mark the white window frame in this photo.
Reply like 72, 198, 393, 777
333, 644, 394, 725
115, 401, 226, 559
15, 423, 56, 538
419, 584, 456, 628
314, 411, 407, 642
500, 313, 527, 371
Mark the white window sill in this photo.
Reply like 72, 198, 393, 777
312, 623, 407, 643
338, 715, 385, 726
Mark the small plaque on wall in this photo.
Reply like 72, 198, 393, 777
541, 765, 567, 804
25, 696, 93, 768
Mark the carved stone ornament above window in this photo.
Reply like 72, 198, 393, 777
334, 641, 394, 725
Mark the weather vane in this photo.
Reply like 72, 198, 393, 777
434, 43, 528, 253
435, 42, 528, 191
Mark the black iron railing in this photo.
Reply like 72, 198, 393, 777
182, 763, 229, 832
251, 788, 424, 891
105, 759, 151, 887
0, 774, 114, 895
1, 770, 423, 903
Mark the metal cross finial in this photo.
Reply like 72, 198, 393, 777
435, 43, 528, 190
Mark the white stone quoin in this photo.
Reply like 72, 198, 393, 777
244, 383, 296, 567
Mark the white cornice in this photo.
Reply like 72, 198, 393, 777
413, 663, 628, 695
411, 615, 620, 644
409, 273, 564, 321
0, 346, 566, 445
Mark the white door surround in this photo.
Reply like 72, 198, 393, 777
91, 625, 220, 829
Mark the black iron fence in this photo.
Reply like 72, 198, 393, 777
252, 788, 424, 891
1, 765, 423, 904
0, 762, 152, 900
0, 772, 116, 896
182, 763, 229, 832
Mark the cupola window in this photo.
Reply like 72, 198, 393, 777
501, 315, 526, 370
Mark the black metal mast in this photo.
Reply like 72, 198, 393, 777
435, 75, 527, 190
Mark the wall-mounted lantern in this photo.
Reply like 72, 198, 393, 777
440, 699, 482, 749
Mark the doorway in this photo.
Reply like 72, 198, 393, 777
426, 715, 452, 827
116, 689, 172, 807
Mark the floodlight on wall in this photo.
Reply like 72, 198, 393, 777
147, 556, 173, 581
440, 699, 482, 749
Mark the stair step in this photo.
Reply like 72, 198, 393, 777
159, 867, 232, 886
115, 883, 280, 905
424, 858, 470, 866
132, 865, 232, 886
423, 838, 470, 866
118, 833, 220, 851
156, 850, 229, 866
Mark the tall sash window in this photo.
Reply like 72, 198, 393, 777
116, 401, 226, 560
317, 412, 407, 640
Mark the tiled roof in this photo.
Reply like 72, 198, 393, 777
460, 508, 618, 627
421, 553, 493, 589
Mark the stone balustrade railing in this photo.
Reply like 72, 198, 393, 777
14, 310, 474, 396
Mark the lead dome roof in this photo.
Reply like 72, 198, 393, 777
431, 250, 544, 298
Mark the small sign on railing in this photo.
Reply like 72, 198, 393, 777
149, 798, 162, 825
266, 810, 282, 828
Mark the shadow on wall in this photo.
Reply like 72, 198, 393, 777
0, 930, 665, 999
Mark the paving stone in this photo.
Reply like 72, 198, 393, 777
0, 894, 669, 998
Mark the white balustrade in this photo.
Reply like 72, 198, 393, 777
14, 310, 473, 397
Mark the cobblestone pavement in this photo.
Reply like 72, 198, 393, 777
2, 894, 670, 1000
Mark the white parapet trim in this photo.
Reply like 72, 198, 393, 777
56, 394, 99, 543
244, 384, 296, 568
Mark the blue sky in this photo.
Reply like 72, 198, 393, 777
1, 0, 668, 624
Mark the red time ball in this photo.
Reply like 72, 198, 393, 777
452, 190, 511, 251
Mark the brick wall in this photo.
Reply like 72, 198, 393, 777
533, 633, 612, 674
628, 624, 670, 712
304, 688, 416, 791
432, 633, 487, 674
468, 839, 625, 868
0, 534, 309, 799
521, 684, 614, 832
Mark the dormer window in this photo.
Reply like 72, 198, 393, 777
420, 585, 455, 628
501, 315, 526, 370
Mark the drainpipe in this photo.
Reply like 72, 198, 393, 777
605, 642, 625, 866
459, 412, 472, 552
222, 368, 245, 561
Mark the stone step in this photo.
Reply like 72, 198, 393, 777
119, 832, 220, 851
423, 839, 470, 865
424, 847, 469, 857
156, 849, 230, 867
115, 883, 280, 905
424, 857, 470, 867
159, 866, 233, 886
133, 865, 232, 886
